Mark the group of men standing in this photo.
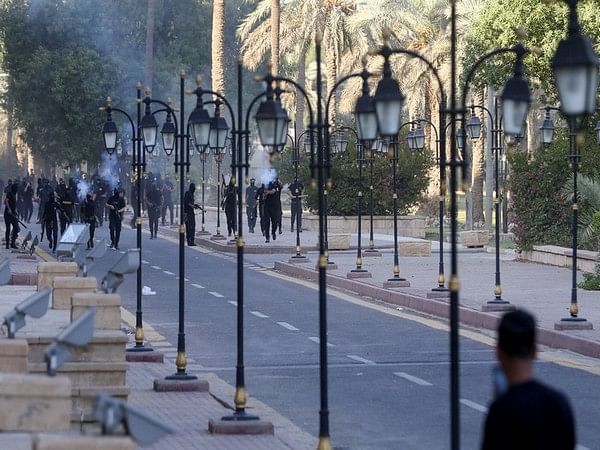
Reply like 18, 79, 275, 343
245, 176, 304, 244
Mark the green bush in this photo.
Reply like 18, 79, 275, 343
579, 263, 600, 291
273, 142, 433, 216
509, 142, 571, 251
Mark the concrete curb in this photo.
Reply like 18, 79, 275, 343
273, 261, 600, 359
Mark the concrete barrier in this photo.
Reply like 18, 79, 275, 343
52, 277, 97, 310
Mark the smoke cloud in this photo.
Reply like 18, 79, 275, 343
77, 180, 90, 201
100, 152, 119, 191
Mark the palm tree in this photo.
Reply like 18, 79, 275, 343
212, 0, 225, 95
238, 0, 355, 125
144, 0, 156, 91
271, 0, 280, 75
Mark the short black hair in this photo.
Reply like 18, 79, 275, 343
498, 310, 536, 359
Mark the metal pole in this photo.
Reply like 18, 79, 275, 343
449, 1, 460, 448
167, 74, 195, 380
202, 157, 206, 232
494, 105, 502, 301
352, 145, 366, 272
570, 121, 579, 316
133, 83, 146, 349
315, 37, 331, 450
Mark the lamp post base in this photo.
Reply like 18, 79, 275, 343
347, 269, 372, 279
427, 288, 450, 299
481, 299, 516, 312
363, 249, 382, 257
153, 373, 208, 392
383, 277, 410, 288
554, 317, 593, 331
208, 413, 274, 435
125, 345, 164, 363
211, 234, 227, 241
289, 255, 309, 263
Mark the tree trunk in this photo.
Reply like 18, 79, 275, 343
144, 0, 156, 92
295, 44, 306, 131
271, 0, 280, 76
470, 89, 485, 226
211, 0, 226, 95
5, 106, 13, 174
324, 33, 337, 125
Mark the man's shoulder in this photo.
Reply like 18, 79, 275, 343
491, 380, 571, 413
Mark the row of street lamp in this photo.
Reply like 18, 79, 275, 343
99, 0, 597, 447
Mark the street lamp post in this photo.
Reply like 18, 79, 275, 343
415, 117, 449, 298
551, 0, 598, 330
361, 139, 383, 257
287, 129, 310, 262
101, 90, 161, 363
466, 102, 516, 312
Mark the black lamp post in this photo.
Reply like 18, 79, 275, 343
287, 129, 310, 262
468, 102, 515, 312
101, 91, 156, 359
551, 0, 598, 330
209, 100, 230, 241
415, 117, 449, 297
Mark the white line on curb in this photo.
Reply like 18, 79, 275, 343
460, 398, 488, 414
308, 337, 334, 347
347, 355, 376, 365
191, 284, 204, 289
394, 372, 432, 386
209, 291, 224, 298
251, 311, 269, 318
277, 322, 299, 331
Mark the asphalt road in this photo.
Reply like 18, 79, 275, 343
39, 222, 600, 450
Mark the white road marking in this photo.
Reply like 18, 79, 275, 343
184, 278, 190, 282
163, 270, 175, 275
394, 372, 432, 386
460, 398, 488, 414
576, 445, 591, 450
227, 300, 238, 306
209, 291, 224, 298
151, 265, 161, 270
142, 260, 149, 264
191, 283, 204, 289
308, 337, 334, 347
277, 321, 299, 331
346, 355, 376, 365
119, 251, 125, 254
250, 311, 269, 318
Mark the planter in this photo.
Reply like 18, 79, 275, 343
300, 214, 426, 238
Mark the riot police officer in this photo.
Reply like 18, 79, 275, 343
246, 178, 258, 233
288, 176, 304, 232
107, 188, 126, 250
223, 177, 237, 237
81, 193, 97, 249
145, 182, 162, 239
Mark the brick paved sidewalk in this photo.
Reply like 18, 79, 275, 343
122, 314, 315, 450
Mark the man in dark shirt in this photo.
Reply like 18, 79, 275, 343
145, 182, 162, 239
81, 193, 97, 249
183, 183, 200, 246
23, 180, 34, 223
107, 188, 126, 250
288, 176, 304, 233
42, 190, 60, 253
245, 178, 258, 234
223, 177, 237, 237
4, 183, 19, 249
263, 181, 279, 243
482, 310, 575, 450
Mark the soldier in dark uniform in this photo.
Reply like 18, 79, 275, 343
145, 182, 162, 239
3, 183, 19, 249
161, 177, 174, 226
223, 177, 237, 237
42, 190, 60, 253
245, 178, 258, 233
107, 188, 126, 250
274, 177, 283, 234
81, 192, 97, 249
94, 178, 107, 226
288, 176, 304, 232
263, 181, 279, 243
183, 183, 201, 246
56, 179, 71, 234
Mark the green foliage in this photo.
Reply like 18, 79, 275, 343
509, 142, 571, 251
463, 0, 600, 98
579, 263, 600, 291
273, 143, 434, 216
